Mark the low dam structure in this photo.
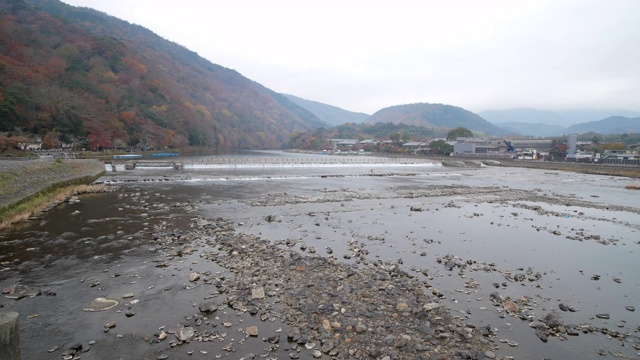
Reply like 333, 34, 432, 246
104, 156, 441, 171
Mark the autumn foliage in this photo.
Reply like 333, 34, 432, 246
0, 0, 323, 151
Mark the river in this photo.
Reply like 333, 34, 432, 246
1, 151, 639, 359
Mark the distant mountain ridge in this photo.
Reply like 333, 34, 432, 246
480, 108, 640, 126
482, 108, 640, 137
496, 122, 565, 137
283, 94, 369, 126
366, 103, 507, 136
561, 116, 640, 135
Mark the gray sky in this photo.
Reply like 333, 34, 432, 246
61, 0, 640, 115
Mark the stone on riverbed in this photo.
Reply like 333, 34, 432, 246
175, 326, 195, 342
2, 283, 41, 300
198, 301, 217, 313
245, 326, 259, 336
83, 297, 119, 312
542, 311, 563, 328
423, 302, 439, 311
182, 245, 193, 255
251, 287, 265, 299
503, 301, 519, 314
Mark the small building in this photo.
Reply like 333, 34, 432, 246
403, 142, 429, 153
329, 139, 359, 152
600, 150, 640, 162
358, 139, 380, 146
453, 143, 475, 154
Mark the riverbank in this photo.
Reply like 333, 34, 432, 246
493, 159, 640, 178
0, 159, 106, 229
287, 150, 640, 178
416, 154, 640, 178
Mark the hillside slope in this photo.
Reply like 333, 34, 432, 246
283, 94, 369, 126
559, 116, 640, 135
367, 103, 506, 136
0, 0, 323, 150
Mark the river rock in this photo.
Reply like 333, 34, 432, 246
503, 301, 518, 314
3, 283, 41, 299
566, 328, 580, 336
189, 272, 200, 282
245, 326, 259, 336
198, 301, 216, 313
251, 287, 265, 299
83, 297, 119, 312
528, 321, 545, 329
182, 245, 193, 255
542, 311, 563, 328
175, 326, 195, 342
423, 302, 439, 311
396, 302, 409, 312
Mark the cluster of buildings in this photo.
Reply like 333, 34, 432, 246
328, 137, 556, 158
328, 135, 640, 164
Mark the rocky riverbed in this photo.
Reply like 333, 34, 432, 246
1, 156, 639, 359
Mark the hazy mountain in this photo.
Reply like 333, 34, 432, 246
496, 122, 566, 137
555, 109, 640, 125
479, 108, 640, 127
367, 103, 506, 136
0, 0, 323, 150
558, 116, 640, 135
283, 94, 369, 126
479, 108, 567, 126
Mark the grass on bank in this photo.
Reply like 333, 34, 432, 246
0, 184, 108, 231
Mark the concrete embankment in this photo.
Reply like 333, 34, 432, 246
429, 155, 640, 178
0, 159, 105, 223
0, 312, 21, 360
492, 159, 640, 178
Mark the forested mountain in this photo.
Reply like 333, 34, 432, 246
559, 116, 640, 135
0, 0, 324, 151
283, 94, 369, 126
366, 103, 506, 136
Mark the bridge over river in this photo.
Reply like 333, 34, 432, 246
104, 156, 441, 171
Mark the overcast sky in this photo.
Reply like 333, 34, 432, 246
61, 0, 639, 115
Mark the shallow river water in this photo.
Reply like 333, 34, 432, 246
1, 152, 639, 359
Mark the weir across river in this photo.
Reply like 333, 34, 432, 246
104, 156, 441, 171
